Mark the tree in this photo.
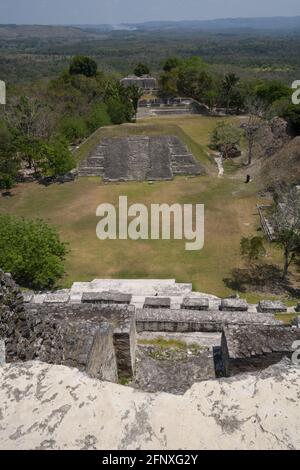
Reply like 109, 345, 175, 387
0, 121, 20, 191
134, 63, 150, 77
255, 80, 290, 106
240, 236, 266, 266
159, 69, 179, 100
69, 56, 98, 78
242, 98, 268, 166
124, 84, 143, 119
163, 57, 181, 72
0, 213, 69, 289
88, 103, 111, 132
40, 137, 76, 177
6, 95, 50, 168
270, 187, 300, 279
221, 73, 240, 112
59, 115, 87, 142
279, 103, 300, 135
210, 121, 242, 159
177, 57, 213, 103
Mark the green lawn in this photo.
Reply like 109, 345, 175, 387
0, 115, 298, 301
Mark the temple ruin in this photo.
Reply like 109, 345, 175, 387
78, 135, 203, 180
1, 271, 299, 395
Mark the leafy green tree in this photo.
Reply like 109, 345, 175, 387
163, 57, 181, 72
255, 80, 290, 106
177, 57, 213, 103
210, 121, 242, 158
134, 63, 150, 77
0, 121, 20, 191
276, 102, 300, 135
59, 115, 87, 141
159, 69, 179, 100
40, 137, 76, 177
221, 73, 240, 111
0, 213, 69, 289
240, 236, 266, 266
88, 103, 111, 132
69, 56, 98, 78
125, 84, 143, 118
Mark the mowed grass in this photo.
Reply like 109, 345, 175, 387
0, 115, 293, 300
74, 114, 234, 172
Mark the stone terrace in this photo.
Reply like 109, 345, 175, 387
136, 308, 281, 333
78, 135, 203, 180
222, 324, 300, 376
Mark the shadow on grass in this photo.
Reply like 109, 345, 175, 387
224, 263, 300, 297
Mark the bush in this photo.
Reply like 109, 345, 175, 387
0, 213, 69, 289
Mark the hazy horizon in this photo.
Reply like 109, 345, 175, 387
0, 0, 299, 25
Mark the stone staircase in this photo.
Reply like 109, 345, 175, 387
78, 136, 203, 180
169, 137, 202, 176
78, 144, 106, 177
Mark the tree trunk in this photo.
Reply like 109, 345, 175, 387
247, 138, 254, 166
283, 250, 294, 279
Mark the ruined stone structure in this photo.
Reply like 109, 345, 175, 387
136, 308, 280, 333
0, 271, 136, 381
120, 74, 158, 90
221, 324, 300, 376
258, 300, 287, 313
1, 272, 299, 395
78, 135, 203, 180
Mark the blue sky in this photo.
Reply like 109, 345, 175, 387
0, 0, 299, 25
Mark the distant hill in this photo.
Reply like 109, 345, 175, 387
128, 17, 300, 32
0, 24, 97, 40
1, 17, 300, 40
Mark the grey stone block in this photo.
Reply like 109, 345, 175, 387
222, 324, 300, 377
82, 291, 132, 305
143, 297, 171, 309
220, 298, 248, 312
136, 308, 281, 333
258, 300, 287, 313
181, 297, 209, 311
44, 293, 70, 304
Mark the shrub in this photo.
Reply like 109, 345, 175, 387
0, 213, 69, 289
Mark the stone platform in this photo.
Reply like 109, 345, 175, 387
78, 135, 203, 180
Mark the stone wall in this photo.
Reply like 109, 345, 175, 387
20, 303, 136, 380
0, 272, 136, 382
136, 308, 281, 333
221, 324, 300, 377
0, 270, 24, 344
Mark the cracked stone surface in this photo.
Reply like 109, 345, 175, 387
0, 359, 299, 450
